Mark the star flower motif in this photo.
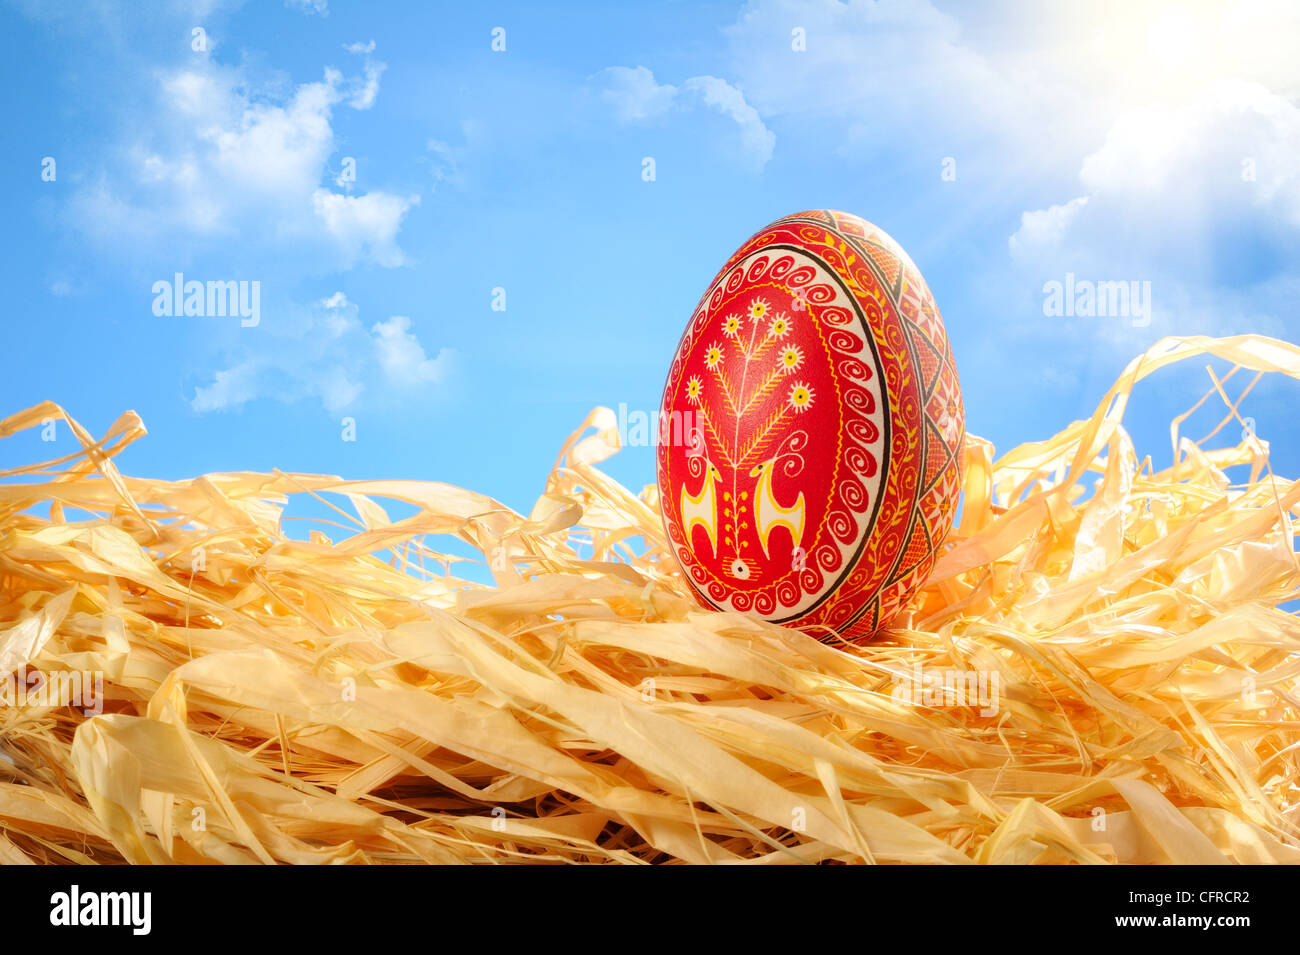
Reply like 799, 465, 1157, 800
788, 382, 814, 413
777, 345, 804, 374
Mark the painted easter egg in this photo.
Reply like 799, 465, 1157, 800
656, 210, 964, 643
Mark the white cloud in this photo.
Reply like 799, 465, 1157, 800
1005, 79, 1300, 344
596, 66, 774, 168
192, 360, 263, 413
426, 138, 465, 191
191, 294, 453, 412
682, 75, 775, 166
316, 365, 364, 410
286, 0, 327, 15
371, 316, 453, 386
714, 0, 1300, 179
13, 0, 242, 31
1010, 81, 1300, 279
70, 51, 410, 270
311, 189, 419, 268
1009, 197, 1089, 262
342, 42, 386, 110
719, 0, 1032, 158
599, 65, 678, 122
189, 69, 338, 201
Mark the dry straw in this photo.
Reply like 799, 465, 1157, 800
2, 334, 1299, 864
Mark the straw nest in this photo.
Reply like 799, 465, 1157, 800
2, 334, 1299, 865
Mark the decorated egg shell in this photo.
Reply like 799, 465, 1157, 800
656, 210, 964, 643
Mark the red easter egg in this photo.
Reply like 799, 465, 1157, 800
656, 210, 964, 643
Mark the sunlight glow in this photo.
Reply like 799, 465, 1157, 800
1147, 11, 1205, 70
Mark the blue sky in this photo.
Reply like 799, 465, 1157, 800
3, 0, 1299, 523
